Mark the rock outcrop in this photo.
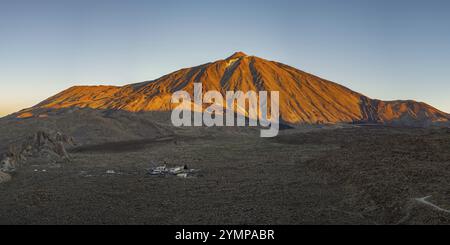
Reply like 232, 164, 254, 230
0, 131, 75, 173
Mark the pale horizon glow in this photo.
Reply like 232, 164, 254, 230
1, 0, 450, 117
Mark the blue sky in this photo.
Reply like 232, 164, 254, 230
1, 0, 449, 116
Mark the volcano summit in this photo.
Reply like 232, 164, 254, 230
13, 52, 450, 127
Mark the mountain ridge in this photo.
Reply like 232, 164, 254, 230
13, 52, 450, 126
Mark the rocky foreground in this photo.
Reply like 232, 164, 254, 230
0, 116, 449, 224
0, 131, 74, 183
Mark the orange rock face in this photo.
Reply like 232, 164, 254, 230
19, 52, 450, 126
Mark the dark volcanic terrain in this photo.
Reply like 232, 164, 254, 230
0, 110, 449, 224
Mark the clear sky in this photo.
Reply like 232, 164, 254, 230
1, 0, 449, 116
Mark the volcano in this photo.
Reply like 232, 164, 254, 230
14, 52, 450, 126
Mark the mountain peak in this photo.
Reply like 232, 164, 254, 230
15, 53, 450, 126
227, 51, 248, 60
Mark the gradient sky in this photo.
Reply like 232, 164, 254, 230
1, 0, 450, 116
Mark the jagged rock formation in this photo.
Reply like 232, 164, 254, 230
0, 131, 75, 173
12, 52, 450, 126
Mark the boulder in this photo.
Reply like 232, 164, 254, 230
0, 171, 12, 184
0, 156, 16, 172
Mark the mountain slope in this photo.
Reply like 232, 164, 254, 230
14, 52, 450, 126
